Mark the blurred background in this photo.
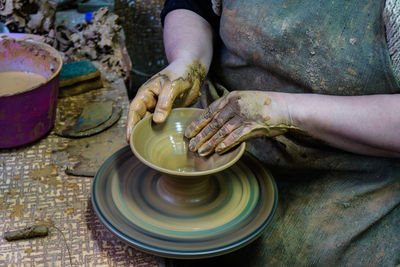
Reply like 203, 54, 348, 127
0, 0, 167, 99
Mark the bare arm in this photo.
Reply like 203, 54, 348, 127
163, 9, 214, 68
126, 9, 214, 141
288, 93, 400, 157
185, 91, 400, 158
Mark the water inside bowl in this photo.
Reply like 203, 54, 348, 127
153, 137, 219, 172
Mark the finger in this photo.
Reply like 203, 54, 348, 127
136, 73, 169, 113
139, 90, 157, 111
126, 98, 147, 142
125, 110, 154, 143
132, 76, 164, 118
215, 124, 269, 154
188, 105, 235, 152
130, 97, 147, 118
126, 76, 164, 142
139, 73, 167, 97
126, 95, 150, 135
181, 77, 201, 106
197, 117, 242, 156
153, 78, 191, 123
185, 95, 230, 138
126, 109, 141, 142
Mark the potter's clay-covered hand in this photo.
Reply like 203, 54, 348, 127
185, 91, 298, 156
126, 58, 207, 142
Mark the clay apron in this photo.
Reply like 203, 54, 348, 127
196, 0, 400, 266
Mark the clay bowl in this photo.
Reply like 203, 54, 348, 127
0, 34, 63, 148
130, 107, 246, 204
130, 107, 246, 177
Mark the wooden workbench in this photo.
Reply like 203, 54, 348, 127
0, 77, 164, 266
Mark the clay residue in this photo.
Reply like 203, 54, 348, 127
172, 59, 207, 107
30, 164, 59, 186
0, 197, 9, 210
62, 7, 131, 81
63, 181, 79, 190
0, 2, 131, 81
183, 59, 207, 85
4, 225, 49, 240
29, 163, 80, 190
35, 217, 55, 228
25, 248, 33, 256
64, 127, 126, 174
65, 207, 74, 215
10, 203, 24, 218
4, 190, 19, 197
0, 0, 56, 34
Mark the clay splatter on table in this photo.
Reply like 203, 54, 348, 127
0, 77, 163, 266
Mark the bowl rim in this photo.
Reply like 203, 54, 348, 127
130, 107, 246, 177
0, 34, 63, 97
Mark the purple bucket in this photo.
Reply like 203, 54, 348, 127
0, 35, 63, 148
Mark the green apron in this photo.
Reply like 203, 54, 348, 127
171, 0, 400, 266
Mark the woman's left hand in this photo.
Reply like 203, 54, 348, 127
185, 90, 296, 156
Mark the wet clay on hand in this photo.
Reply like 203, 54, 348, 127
185, 91, 299, 156
126, 59, 207, 141
167, 59, 207, 108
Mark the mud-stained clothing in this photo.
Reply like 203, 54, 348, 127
162, 1, 400, 266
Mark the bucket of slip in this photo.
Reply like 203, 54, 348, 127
0, 34, 63, 148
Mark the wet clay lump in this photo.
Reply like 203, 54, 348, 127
0, 71, 47, 96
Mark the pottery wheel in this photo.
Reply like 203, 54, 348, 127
92, 146, 278, 259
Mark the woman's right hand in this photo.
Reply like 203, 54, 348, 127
126, 58, 207, 142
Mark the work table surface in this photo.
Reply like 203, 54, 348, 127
0, 77, 164, 266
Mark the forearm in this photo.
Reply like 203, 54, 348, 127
163, 9, 214, 69
287, 93, 400, 157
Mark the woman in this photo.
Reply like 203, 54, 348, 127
126, 1, 400, 265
